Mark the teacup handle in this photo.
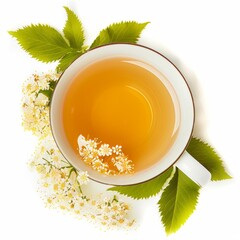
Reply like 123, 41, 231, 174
175, 151, 211, 186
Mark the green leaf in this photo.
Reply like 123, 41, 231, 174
38, 80, 57, 104
38, 89, 52, 99
158, 168, 200, 235
57, 51, 82, 72
63, 6, 85, 49
187, 138, 231, 181
9, 24, 71, 63
90, 21, 149, 49
108, 167, 173, 199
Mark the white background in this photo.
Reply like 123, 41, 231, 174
1, 0, 240, 239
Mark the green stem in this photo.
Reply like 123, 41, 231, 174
112, 195, 118, 202
42, 158, 57, 169
61, 159, 69, 164
59, 166, 72, 170
67, 167, 75, 179
76, 179, 83, 194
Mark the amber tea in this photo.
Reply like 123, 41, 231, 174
62, 57, 179, 173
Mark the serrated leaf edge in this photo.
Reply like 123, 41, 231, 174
8, 24, 71, 63
90, 21, 150, 49
108, 167, 175, 200
189, 137, 232, 181
63, 6, 85, 50
158, 168, 200, 235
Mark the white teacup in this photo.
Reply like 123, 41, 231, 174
50, 44, 211, 186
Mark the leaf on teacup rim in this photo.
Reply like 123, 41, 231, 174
108, 166, 173, 199
56, 51, 82, 73
90, 21, 149, 49
187, 138, 232, 181
158, 168, 200, 235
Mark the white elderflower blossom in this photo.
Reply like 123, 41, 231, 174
113, 155, 134, 173
77, 171, 89, 185
98, 144, 112, 156
112, 145, 122, 155
22, 71, 60, 138
38, 74, 51, 90
86, 139, 98, 150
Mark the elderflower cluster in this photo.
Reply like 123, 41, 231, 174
22, 70, 135, 228
78, 135, 134, 176
86, 195, 135, 227
29, 135, 134, 228
22, 72, 60, 139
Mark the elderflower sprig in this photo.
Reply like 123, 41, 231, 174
77, 135, 135, 176
22, 72, 60, 139
29, 134, 135, 228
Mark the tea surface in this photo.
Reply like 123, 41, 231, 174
63, 58, 179, 171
